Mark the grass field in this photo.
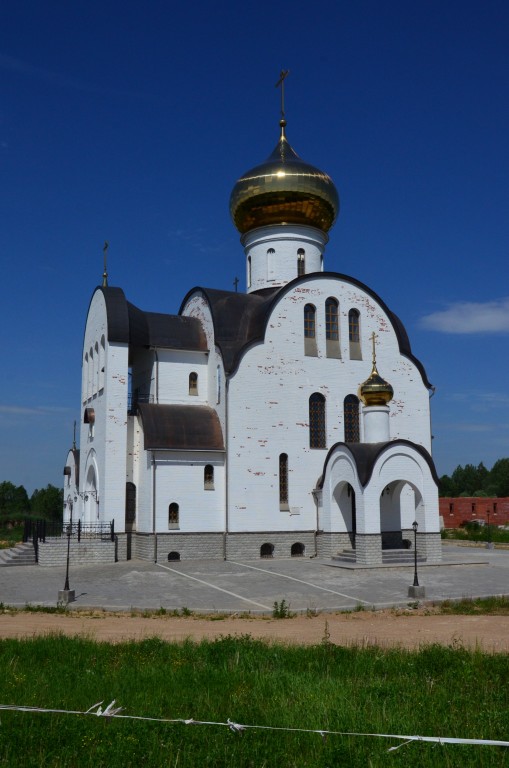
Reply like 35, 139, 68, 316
0, 633, 508, 767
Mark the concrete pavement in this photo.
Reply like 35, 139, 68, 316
1, 542, 508, 614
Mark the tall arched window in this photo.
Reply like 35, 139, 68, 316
325, 298, 339, 340
267, 247, 275, 280
247, 256, 252, 288
99, 336, 105, 391
168, 502, 179, 528
304, 304, 316, 338
348, 309, 362, 360
304, 304, 317, 356
297, 248, 305, 276
309, 393, 326, 448
325, 298, 340, 358
189, 372, 198, 395
279, 453, 289, 510
344, 395, 360, 442
204, 464, 214, 490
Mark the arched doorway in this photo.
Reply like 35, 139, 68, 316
380, 481, 423, 549
332, 481, 356, 548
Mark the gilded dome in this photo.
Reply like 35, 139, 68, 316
230, 121, 339, 235
359, 367, 394, 407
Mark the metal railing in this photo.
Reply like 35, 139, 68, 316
23, 518, 115, 548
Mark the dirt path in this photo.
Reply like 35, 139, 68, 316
1, 609, 508, 651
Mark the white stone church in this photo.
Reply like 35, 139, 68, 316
63, 112, 441, 566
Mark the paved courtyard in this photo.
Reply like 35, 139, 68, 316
1, 542, 508, 613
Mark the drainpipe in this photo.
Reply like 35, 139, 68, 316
153, 348, 159, 403
223, 377, 229, 560
311, 489, 319, 558
152, 451, 157, 563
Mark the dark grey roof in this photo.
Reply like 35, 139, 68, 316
180, 273, 432, 386
317, 440, 439, 489
137, 403, 224, 451
89, 287, 207, 352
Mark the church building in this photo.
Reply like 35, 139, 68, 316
63, 105, 441, 566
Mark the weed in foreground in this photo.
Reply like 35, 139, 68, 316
272, 599, 293, 618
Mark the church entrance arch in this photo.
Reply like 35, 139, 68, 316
380, 480, 423, 549
84, 464, 98, 524
332, 481, 356, 548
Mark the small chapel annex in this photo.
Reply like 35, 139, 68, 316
63, 107, 441, 567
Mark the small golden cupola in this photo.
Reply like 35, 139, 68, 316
360, 333, 394, 406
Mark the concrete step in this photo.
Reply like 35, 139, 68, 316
332, 548, 426, 565
0, 542, 36, 566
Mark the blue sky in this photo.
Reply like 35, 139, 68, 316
1, 1, 508, 493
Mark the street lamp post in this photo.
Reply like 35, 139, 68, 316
487, 510, 493, 549
408, 519, 425, 599
58, 496, 75, 605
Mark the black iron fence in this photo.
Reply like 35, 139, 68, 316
23, 518, 114, 549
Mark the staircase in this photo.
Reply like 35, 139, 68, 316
0, 542, 37, 566
333, 548, 426, 565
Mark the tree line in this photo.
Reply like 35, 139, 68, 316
0, 481, 63, 523
439, 458, 509, 498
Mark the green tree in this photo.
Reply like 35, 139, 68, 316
30, 485, 63, 523
489, 458, 509, 497
0, 481, 30, 518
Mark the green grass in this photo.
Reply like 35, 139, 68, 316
440, 595, 509, 615
0, 523, 24, 549
442, 524, 509, 544
0, 635, 508, 767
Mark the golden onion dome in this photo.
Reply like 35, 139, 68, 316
359, 333, 394, 406
230, 120, 339, 235
359, 367, 394, 406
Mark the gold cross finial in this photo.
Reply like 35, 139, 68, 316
275, 69, 290, 121
102, 241, 109, 287
371, 332, 378, 368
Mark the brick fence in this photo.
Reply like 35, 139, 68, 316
440, 497, 509, 528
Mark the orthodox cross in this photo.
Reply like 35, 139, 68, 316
275, 69, 290, 120
102, 241, 109, 287
370, 331, 378, 367
233, 276, 239, 292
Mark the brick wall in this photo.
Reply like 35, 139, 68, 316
440, 498, 509, 528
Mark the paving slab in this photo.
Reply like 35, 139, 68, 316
0, 543, 508, 614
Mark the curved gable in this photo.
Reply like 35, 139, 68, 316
318, 440, 439, 489
180, 273, 432, 387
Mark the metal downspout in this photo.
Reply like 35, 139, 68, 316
224, 378, 229, 560
152, 452, 157, 563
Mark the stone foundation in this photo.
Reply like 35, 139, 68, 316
225, 531, 316, 560
38, 538, 116, 566
315, 532, 354, 558
355, 534, 383, 565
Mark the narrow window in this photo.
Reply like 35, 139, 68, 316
304, 304, 316, 338
309, 393, 326, 448
216, 365, 221, 404
267, 248, 275, 280
204, 464, 214, 490
325, 297, 340, 358
325, 298, 339, 340
94, 342, 99, 395
169, 502, 179, 528
297, 248, 305, 276
247, 256, 252, 288
99, 336, 105, 391
348, 309, 362, 360
344, 395, 360, 442
189, 372, 198, 395
279, 453, 289, 510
